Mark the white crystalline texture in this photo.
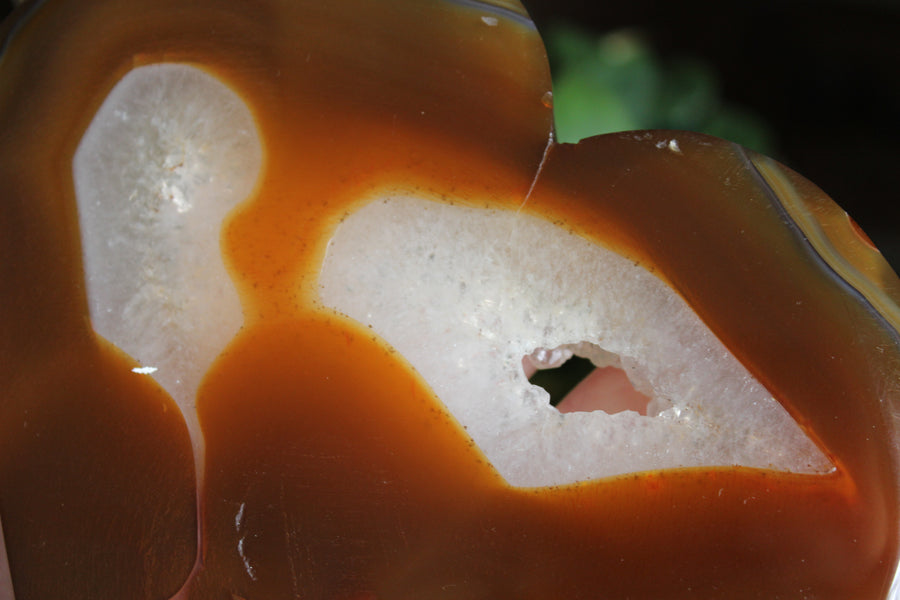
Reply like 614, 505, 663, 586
73, 64, 263, 450
318, 197, 834, 488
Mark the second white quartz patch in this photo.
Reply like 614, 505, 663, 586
73, 63, 263, 462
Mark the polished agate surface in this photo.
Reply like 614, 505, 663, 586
1, 0, 899, 599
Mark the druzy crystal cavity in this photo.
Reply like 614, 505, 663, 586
318, 196, 834, 487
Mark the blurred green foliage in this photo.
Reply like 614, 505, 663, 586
546, 24, 775, 154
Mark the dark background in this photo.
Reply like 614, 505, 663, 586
523, 0, 900, 271
3, 0, 898, 269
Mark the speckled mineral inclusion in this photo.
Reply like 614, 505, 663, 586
318, 197, 834, 487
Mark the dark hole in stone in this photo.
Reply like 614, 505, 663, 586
528, 355, 595, 407
525, 346, 651, 415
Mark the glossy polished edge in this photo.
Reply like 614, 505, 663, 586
751, 152, 900, 334
448, 0, 535, 26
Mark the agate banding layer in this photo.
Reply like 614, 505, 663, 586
1, 0, 899, 598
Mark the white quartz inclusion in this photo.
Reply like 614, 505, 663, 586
318, 197, 834, 488
73, 64, 262, 454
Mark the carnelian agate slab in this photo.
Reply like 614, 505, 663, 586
1, 1, 899, 600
